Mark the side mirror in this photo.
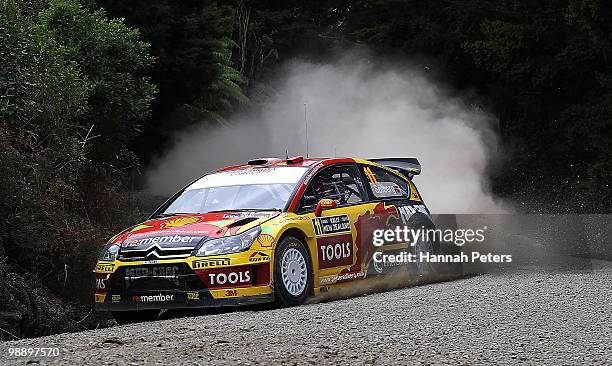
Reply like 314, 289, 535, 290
315, 199, 337, 217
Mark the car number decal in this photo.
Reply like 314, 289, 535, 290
312, 214, 351, 236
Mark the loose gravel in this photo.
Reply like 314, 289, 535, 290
2, 260, 611, 365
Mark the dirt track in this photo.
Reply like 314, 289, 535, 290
1, 258, 610, 365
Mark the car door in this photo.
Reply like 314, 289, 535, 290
295, 163, 371, 285
358, 164, 418, 274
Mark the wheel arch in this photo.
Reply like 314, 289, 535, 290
273, 226, 316, 302
276, 227, 311, 260
275, 227, 317, 284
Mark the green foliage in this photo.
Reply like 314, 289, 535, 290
457, 1, 612, 211
39, 0, 156, 170
2, 0, 612, 341
0, 0, 156, 339
96, 0, 248, 158
323, 0, 612, 212
205, 37, 250, 120
1, 0, 88, 152
464, 21, 531, 83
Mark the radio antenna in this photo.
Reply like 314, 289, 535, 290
304, 102, 309, 158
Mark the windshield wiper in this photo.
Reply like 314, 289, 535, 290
157, 209, 282, 217
155, 212, 193, 218
235, 208, 282, 212
205, 208, 282, 213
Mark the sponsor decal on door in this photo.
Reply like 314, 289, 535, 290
316, 234, 354, 269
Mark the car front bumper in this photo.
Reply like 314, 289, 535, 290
94, 250, 274, 312
95, 286, 274, 312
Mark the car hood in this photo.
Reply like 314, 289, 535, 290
113, 211, 280, 251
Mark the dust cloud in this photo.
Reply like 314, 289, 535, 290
146, 54, 508, 213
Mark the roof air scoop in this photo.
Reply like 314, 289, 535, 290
247, 157, 281, 165
287, 156, 304, 164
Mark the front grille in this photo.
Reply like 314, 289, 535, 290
109, 263, 204, 293
119, 245, 194, 261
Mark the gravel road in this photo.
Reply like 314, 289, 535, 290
2, 259, 611, 365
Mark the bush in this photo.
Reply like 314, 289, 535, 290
0, 0, 155, 339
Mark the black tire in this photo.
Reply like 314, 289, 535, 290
367, 249, 385, 276
112, 309, 159, 325
274, 236, 313, 307
369, 215, 403, 276
408, 213, 440, 277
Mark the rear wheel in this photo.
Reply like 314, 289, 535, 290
112, 309, 159, 325
407, 214, 440, 277
274, 236, 313, 306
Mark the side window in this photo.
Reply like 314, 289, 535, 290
298, 165, 367, 212
362, 165, 410, 200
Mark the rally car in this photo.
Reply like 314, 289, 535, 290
94, 156, 448, 323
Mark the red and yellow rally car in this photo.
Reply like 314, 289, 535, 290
94, 156, 444, 323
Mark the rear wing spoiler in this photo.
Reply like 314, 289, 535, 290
368, 158, 421, 179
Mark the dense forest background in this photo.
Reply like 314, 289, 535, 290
1, 0, 611, 339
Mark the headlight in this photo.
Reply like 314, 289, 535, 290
99, 243, 120, 261
195, 226, 261, 257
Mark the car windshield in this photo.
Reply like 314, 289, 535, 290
161, 166, 308, 214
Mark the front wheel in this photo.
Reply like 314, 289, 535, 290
274, 236, 313, 306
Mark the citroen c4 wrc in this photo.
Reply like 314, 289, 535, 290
94, 156, 450, 323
